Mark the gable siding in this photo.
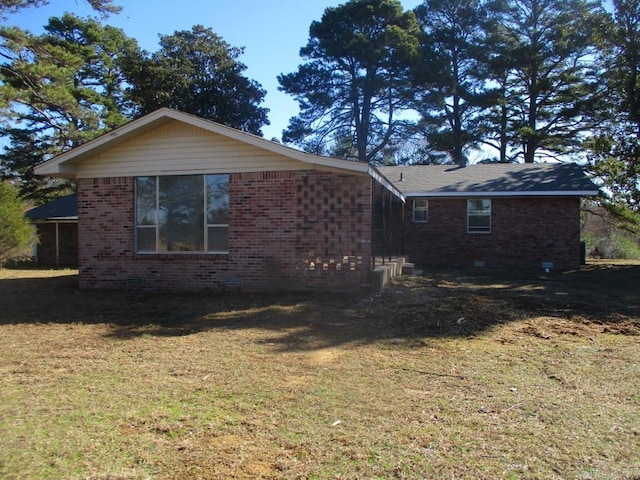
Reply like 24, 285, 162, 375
76, 120, 310, 178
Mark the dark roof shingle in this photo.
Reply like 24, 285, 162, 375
25, 193, 77, 220
378, 163, 598, 197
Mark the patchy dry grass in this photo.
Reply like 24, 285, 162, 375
0, 263, 638, 479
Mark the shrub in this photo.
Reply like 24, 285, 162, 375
0, 181, 34, 266
585, 232, 640, 260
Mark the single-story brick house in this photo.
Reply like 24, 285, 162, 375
35, 108, 403, 291
25, 193, 78, 266
34, 108, 598, 291
378, 164, 599, 270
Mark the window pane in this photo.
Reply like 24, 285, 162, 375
413, 199, 428, 222
468, 199, 491, 214
135, 174, 229, 253
207, 174, 229, 224
468, 199, 491, 233
136, 177, 157, 225
413, 210, 428, 222
158, 175, 204, 252
207, 226, 229, 252
468, 215, 490, 231
137, 227, 156, 252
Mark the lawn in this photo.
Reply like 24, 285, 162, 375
0, 263, 638, 479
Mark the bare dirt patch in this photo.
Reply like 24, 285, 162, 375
0, 263, 638, 479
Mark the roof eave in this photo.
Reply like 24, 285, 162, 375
35, 162, 79, 178
34, 111, 175, 178
369, 166, 406, 201
404, 190, 600, 198
29, 216, 78, 222
34, 108, 371, 178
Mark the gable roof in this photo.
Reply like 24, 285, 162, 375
25, 193, 77, 221
379, 163, 599, 197
35, 108, 371, 178
34, 108, 403, 200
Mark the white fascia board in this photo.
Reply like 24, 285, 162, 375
300, 153, 370, 173
369, 166, 406, 201
405, 190, 600, 198
193, 118, 370, 174
35, 162, 77, 178
152, 109, 369, 173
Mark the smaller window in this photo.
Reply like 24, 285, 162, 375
413, 199, 429, 223
468, 199, 491, 233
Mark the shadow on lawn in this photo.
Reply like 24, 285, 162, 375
0, 263, 638, 351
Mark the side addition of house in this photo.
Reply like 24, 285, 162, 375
25, 193, 78, 267
380, 164, 599, 271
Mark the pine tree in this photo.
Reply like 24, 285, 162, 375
278, 0, 422, 163
0, 14, 138, 199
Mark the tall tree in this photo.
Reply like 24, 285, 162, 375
0, 129, 69, 203
586, 0, 640, 224
123, 26, 269, 135
0, 14, 139, 200
0, 0, 120, 17
475, 12, 524, 163
278, 0, 422, 163
485, 0, 607, 163
414, 0, 488, 166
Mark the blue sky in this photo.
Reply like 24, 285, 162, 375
6, 0, 423, 140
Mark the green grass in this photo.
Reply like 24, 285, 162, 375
0, 263, 639, 479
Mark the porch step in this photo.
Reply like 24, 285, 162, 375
371, 257, 413, 295
401, 263, 415, 275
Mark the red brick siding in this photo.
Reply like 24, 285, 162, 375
77, 171, 372, 291
403, 197, 581, 270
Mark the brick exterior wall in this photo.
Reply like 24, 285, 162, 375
403, 197, 582, 270
77, 171, 372, 291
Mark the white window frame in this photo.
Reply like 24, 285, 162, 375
135, 174, 229, 254
412, 198, 429, 223
467, 199, 491, 234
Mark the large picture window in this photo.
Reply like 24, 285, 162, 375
135, 174, 229, 253
467, 199, 491, 233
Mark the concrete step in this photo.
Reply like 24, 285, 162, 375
371, 257, 413, 295
401, 263, 415, 275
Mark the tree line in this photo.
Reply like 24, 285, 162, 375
0, 11, 267, 203
0, 0, 638, 231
